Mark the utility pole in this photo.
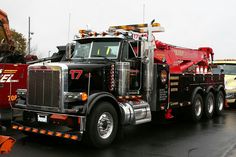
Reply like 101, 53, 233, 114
28, 17, 34, 55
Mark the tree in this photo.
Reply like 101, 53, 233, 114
11, 29, 27, 55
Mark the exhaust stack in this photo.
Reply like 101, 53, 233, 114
143, 20, 164, 102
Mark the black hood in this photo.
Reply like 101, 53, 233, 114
66, 62, 112, 93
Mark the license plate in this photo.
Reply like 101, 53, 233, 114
37, 114, 48, 123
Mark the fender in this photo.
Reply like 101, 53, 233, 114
191, 86, 203, 101
83, 92, 119, 115
216, 85, 225, 94
216, 85, 224, 91
206, 86, 214, 94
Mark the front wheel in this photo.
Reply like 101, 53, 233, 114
191, 93, 203, 122
85, 101, 118, 148
215, 91, 224, 116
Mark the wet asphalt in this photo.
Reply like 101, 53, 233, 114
2, 110, 236, 157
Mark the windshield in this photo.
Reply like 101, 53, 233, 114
72, 40, 120, 59
212, 64, 236, 75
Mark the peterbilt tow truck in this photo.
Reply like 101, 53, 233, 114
12, 21, 225, 147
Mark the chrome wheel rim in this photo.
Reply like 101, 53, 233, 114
195, 99, 202, 117
208, 96, 214, 114
218, 94, 224, 111
97, 112, 114, 139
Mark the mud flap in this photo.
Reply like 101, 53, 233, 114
165, 108, 174, 119
0, 136, 16, 154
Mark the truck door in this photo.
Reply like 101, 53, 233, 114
122, 41, 142, 95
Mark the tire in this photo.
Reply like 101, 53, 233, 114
204, 92, 215, 119
191, 93, 203, 122
85, 101, 118, 148
215, 91, 224, 116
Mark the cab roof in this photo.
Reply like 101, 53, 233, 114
213, 59, 236, 64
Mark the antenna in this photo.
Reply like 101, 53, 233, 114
143, 3, 145, 23
28, 17, 31, 54
67, 13, 71, 42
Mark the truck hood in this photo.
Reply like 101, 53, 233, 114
225, 75, 236, 91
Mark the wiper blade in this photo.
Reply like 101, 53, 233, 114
91, 55, 112, 62
75, 55, 85, 59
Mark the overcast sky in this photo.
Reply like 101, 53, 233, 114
1, 0, 236, 59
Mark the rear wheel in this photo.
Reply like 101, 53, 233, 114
215, 91, 224, 115
191, 93, 203, 122
85, 101, 118, 148
204, 92, 215, 119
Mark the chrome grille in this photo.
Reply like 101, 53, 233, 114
28, 69, 60, 108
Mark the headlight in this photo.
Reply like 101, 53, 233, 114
64, 92, 88, 102
16, 89, 27, 100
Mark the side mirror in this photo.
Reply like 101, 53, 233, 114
220, 69, 224, 74
66, 43, 72, 60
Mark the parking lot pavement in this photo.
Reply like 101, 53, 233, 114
2, 110, 236, 157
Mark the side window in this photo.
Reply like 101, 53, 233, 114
130, 41, 141, 57
122, 42, 136, 60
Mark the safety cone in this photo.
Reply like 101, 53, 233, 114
0, 135, 16, 154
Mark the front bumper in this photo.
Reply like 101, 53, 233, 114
226, 92, 236, 103
11, 108, 86, 141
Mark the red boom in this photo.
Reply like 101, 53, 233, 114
154, 40, 214, 74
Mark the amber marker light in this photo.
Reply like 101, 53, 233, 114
81, 92, 88, 101
71, 135, 78, 140
47, 131, 54, 136
40, 130, 46, 134
32, 128, 39, 133
24, 127, 31, 132
56, 132, 62, 137
12, 125, 18, 129
64, 134, 70, 139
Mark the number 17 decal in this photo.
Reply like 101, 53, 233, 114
70, 70, 83, 80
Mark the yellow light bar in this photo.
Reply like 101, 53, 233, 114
152, 23, 160, 27
109, 23, 161, 32
79, 29, 86, 34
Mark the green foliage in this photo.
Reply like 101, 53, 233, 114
11, 29, 27, 55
